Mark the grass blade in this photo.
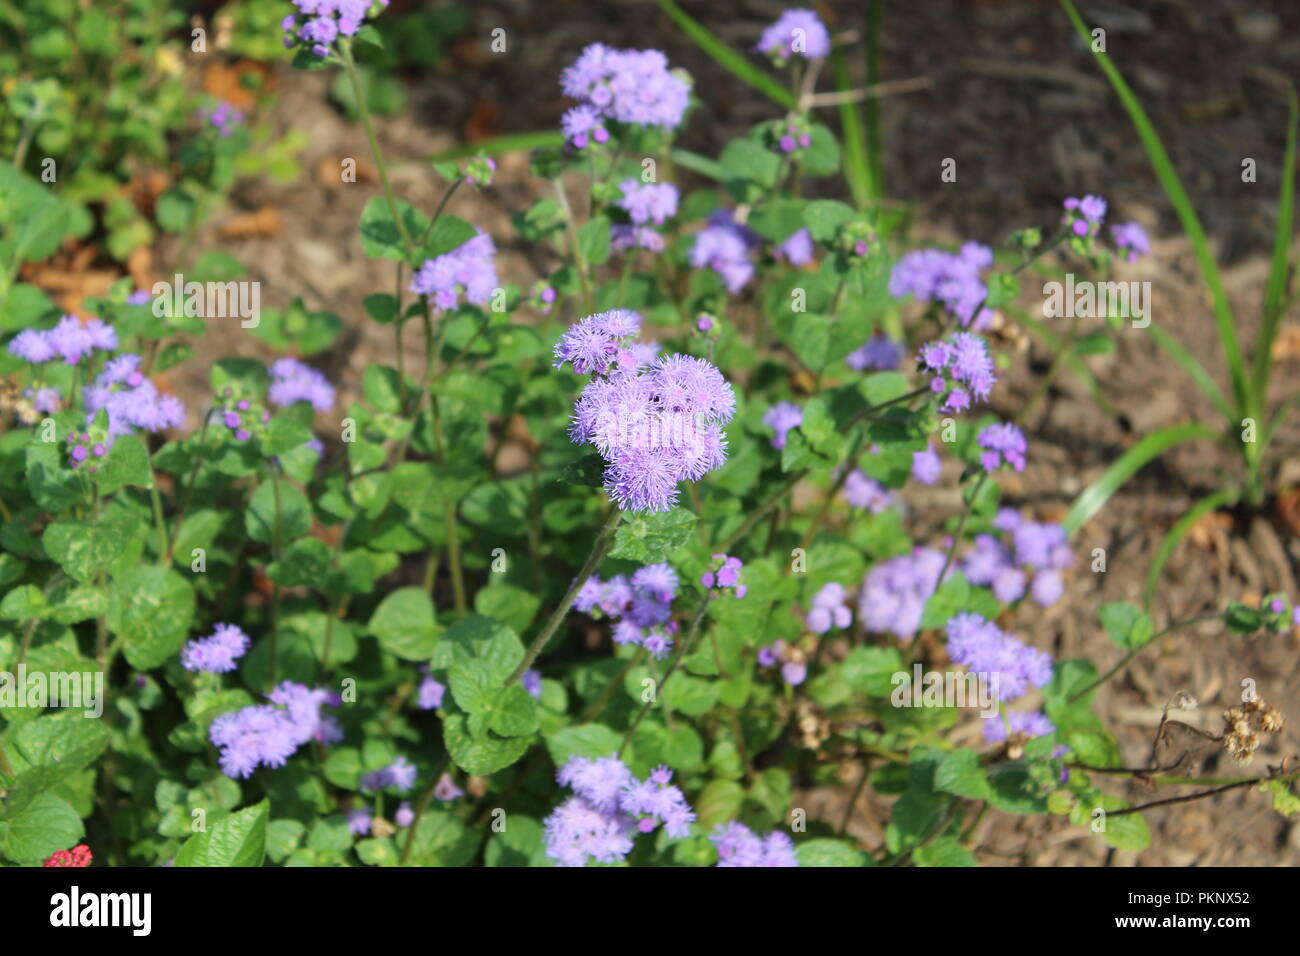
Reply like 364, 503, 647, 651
1062, 422, 1220, 535
1250, 85, 1298, 407
1060, 0, 1247, 416
831, 47, 873, 207
655, 0, 795, 110
1143, 487, 1239, 610
1143, 324, 1235, 426
429, 131, 562, 163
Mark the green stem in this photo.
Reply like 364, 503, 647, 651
1068, 613, 1224, 703
504, 508, 624, 686
620, 595, 710, 754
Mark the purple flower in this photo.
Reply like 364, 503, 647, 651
842, 469, 896, 513
347, 809, 372, 836
918, 332, 996, 412
395, 802, 415, 827
208, 681, 339, 779
690, 211, 759, 293
180, 623, 251, 673
560, 45, 691, 131
846, 335, 905, 372
199, 101, 244, 136
1063, 195, 1108, 237
756, 9, 831, 61
946, 613, 1053, 701
1111, 221, 1150, 263
858, 547, 950, 640
410, 231, 498, 312
711, 822, 799, 866
806, 582, 852, 634
8, 329, 57, 364
268, 358, 335, 411
617, 180, 679, 226
631, 563, 678, 603
360, 756, 418, 794
701, 554, 746, 597
566, 332, 736, 513
561, 104, 609, 150
434, 772, 464, 801
982, 710, 1054, 744
417, 674, 446, 710
283, 0, 386, 58
890, 243, 994, 329
911, 443, 942, 484
28, 387, 61, 414
521, 669, 543, 700
545, 755, 696, 865
977, 422, 1027, 472
774, 228, 815, 267
610, 224, 666, 254
763, 401, 802, 450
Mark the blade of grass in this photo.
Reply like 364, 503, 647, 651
831, 47, 873, 207
1143, 487, 1239, 610
655, 0, 795, 109
1060, 0, 1247, 417
1061, 421, 1220, 535
1143, 324, 1235, 426
429, 131, 563, 163
671, 147, 723, 180
863, 0, 885, 197
1250, 85, 1298, 406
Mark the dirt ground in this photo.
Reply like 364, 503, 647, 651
161, 0, 1300, 865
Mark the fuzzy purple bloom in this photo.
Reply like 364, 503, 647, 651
409, 231, 498, 312
846, 334, 905, 371
756, 9, 831, 61
763, 401, 802, 450
711, 821, 799, 866
977, 421, 1027, 472
268, 358, 335, 412
181, 623, 251, 673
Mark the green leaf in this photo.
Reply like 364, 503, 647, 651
442, 714, 530, 775
267, 537, 333, 588
1101, 807, 1151, 851
107, 566, 196, 670
1061, 422, 1219, 535
802, 199, 856, 242
695, 779, 745, 829
95, 434, 152, 494
245, 479, 311, 545
796, 838, 872, 867
174, 799, 270, 867
0, 793, 82, 862
577, 215, 611, 266
919, 573, 999, 629
368, 587, 441, 661
1252, 87, 1298, 408
544, 724, 622, 766
558, 453, 606, 488
913, 838, 977, 866
358, 196, 423, 261
609, 508, 696, 563
1098, 602, 1154, 649
935, 748, 992, 800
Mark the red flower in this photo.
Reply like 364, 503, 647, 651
42, 844, 92, 867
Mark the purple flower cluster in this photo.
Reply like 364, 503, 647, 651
544, 756, 695, 866
409, 231, 498, 312
962, 508, 1074, 606
700, 553, 747, 598
573, 564, 680, 660
755, 8, 831, 62
774, 228, 815, 266
434, 772, 464, 801
842, 469, 896, 513
763, 401, 802, 450
562, 313, 736, 513
858, 547, 950, 640
982, 709, 1054, 744
8, 315, 117, 365
281, 0, 388, 58
757, 639, 807, 686
359, 756, 417, 794
976, 421, 1027, 473
806, 582, 852, 634
912, 442, 942, 485
918, 332, 997, 413
199, 101, 243, 137
945, 612, 1053, 702
617, 180, 678, 225
180, 623, 251, 674
690, 211, 759, 293
268, 357, 336, 411
846, 334, 905, 372
84, 354, 185, 437
559, 44, 690, 149
889, 242, 995, 329
417, 665, 446, 709
521, 668, 543, 700
209, 682, 341, 779
711, 821, 799, 867
1062, 194, 1107, 237
1111, 221, 1150, 263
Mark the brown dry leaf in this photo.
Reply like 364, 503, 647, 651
202, 60, 271, 111
1274, 487, 1300, 538
20, 242, 121, 317
126, 245, 156, 293
218, 206, 282, 239
1270, 324, 1300, 361
463, 97, 500, 143
121, 169, 171, 218
315, 155, 377, 187
1187, 509, 1231, 549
